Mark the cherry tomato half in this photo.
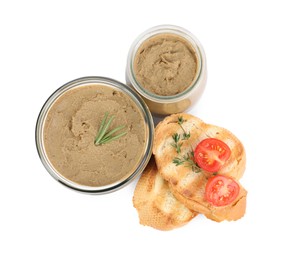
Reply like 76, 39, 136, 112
194, 138, 231, 173
205, 175, 240, 207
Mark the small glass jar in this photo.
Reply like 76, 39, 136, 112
126, 24, 207, 115
35, 76, 154, 194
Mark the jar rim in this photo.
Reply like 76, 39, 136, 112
126, 24, 207, 103
35, 76, 154, 194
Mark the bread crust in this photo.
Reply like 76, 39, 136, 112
133, 158, 196, 230
153, 113, 247, 222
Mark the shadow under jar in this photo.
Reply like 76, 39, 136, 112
36, 77, 154, 194
126, 25, 207, 115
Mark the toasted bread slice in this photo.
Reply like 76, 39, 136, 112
169, 181, 247, 222
153, 113, 247, 222
133, 158, 196, 230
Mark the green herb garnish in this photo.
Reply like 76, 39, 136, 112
182, 132, 190, 140
171, 116, 191, 154
171, 117, 200, 172
173, 152, 201, 173
177, 116, 190, 140
95, 112, 127, 145
171, 133, 182, 154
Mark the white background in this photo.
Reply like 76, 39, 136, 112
1, 0, 282, 259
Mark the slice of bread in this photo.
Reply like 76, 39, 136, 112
169, 181, 247, 222
153, 113, 247, 222
133, 158, 196, 230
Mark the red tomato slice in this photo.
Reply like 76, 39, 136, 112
205, 175, 240, 206
194, 138, 231, 172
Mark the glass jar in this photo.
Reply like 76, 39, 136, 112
126, 24, 207, 115
35, 76, 154, 194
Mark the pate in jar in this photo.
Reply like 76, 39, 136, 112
126, 25, 207, 115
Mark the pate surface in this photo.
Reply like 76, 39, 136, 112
44, 85, 146, 186
134, 33, 197, 96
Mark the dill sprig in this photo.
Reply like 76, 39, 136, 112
95, 112, 127, 146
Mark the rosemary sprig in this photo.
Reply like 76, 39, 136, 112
95, 112, 127, 146
173, 152, 201, 173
